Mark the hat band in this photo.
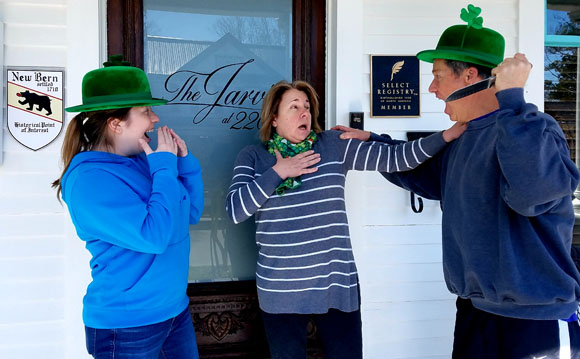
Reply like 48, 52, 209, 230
82, 92, 154, 105
436, 46, 502, 64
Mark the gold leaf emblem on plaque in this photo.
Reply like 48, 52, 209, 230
391, 60, 405, 81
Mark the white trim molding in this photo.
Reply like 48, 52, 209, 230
518, 0, 545, 109
1, 21, 4, 165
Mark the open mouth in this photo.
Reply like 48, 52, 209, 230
144, 128, 154, 142
298, 124, 308, 130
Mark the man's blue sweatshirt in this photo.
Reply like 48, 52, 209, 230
380, 88, 580, 320
61, 151, 204, 328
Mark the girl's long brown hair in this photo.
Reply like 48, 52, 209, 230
52, 108, 130, 201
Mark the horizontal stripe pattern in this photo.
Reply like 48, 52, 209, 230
225, 130, 445, 313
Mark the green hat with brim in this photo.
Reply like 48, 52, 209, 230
65, 55, 167, 113
417, 4, 505, 69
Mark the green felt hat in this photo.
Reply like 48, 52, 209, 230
65, 55, 167, 113
417, 4, 505, 68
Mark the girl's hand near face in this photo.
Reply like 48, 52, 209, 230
139, 126, 178, 156
272, 150, 321, 180
168, 128, 188, 157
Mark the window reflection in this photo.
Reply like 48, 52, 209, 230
546, 1, 580, 36
545, 2, 580, 245
545, 46, 579, 163
545, 46, 580, 245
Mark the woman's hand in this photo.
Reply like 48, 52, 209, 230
442, 122, 467, 143
272, 150, 321, 180
168, 128, 188, 157
139, 126, 178, 156
331, 125, 371, 141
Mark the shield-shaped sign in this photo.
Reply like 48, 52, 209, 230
6, 68, 64, 151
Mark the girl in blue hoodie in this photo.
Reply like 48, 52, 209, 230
52, 56, 204, 359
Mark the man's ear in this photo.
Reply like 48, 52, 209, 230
107, 117, 123, 134
465, 67, 479, 84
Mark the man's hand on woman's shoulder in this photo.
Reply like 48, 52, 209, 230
330, 125, 371, 141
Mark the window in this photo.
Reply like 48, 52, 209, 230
143, 0, 293, 283
544, 1, 580, 244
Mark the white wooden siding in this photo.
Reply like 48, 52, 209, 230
0, 1, 77, 358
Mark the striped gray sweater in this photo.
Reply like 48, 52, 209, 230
225, 130, 446, 314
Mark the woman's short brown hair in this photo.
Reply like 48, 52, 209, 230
259, 80, 322, 143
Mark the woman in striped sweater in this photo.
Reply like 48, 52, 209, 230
225, 80, 463, 359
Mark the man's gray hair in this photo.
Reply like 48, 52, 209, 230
444, 60, 493, 79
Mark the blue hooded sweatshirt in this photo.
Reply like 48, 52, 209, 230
61, 150, 203, 329
379, 88, 580, 320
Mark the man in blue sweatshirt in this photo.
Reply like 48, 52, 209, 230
335, 4, 580, 359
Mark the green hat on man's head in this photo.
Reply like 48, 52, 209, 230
65, 55, 167, 113
416, 4, 505, 68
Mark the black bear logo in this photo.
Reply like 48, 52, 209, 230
17, 90, 52, 116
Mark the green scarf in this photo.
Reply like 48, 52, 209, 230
267, 131, 318, 195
